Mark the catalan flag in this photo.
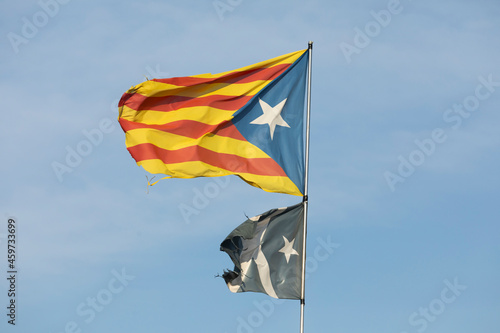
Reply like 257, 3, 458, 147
118, 49, 308, 195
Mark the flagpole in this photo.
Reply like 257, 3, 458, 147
300, 41, 313, 333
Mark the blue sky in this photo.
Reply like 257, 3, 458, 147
1, 0, 499, 332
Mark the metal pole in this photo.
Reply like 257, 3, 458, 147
300, 40, 313, 333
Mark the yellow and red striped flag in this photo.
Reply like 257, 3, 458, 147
118, 49, 308, 196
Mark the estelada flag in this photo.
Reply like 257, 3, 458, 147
118, 49, 308, 196
220, 202, 304, 299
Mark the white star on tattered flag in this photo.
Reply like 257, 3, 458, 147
250, 98, 290, 140
279, 236, 299, 263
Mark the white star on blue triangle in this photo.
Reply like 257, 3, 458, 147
250, 98, 290, 140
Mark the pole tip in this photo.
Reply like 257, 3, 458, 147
308, 41, 313, 49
